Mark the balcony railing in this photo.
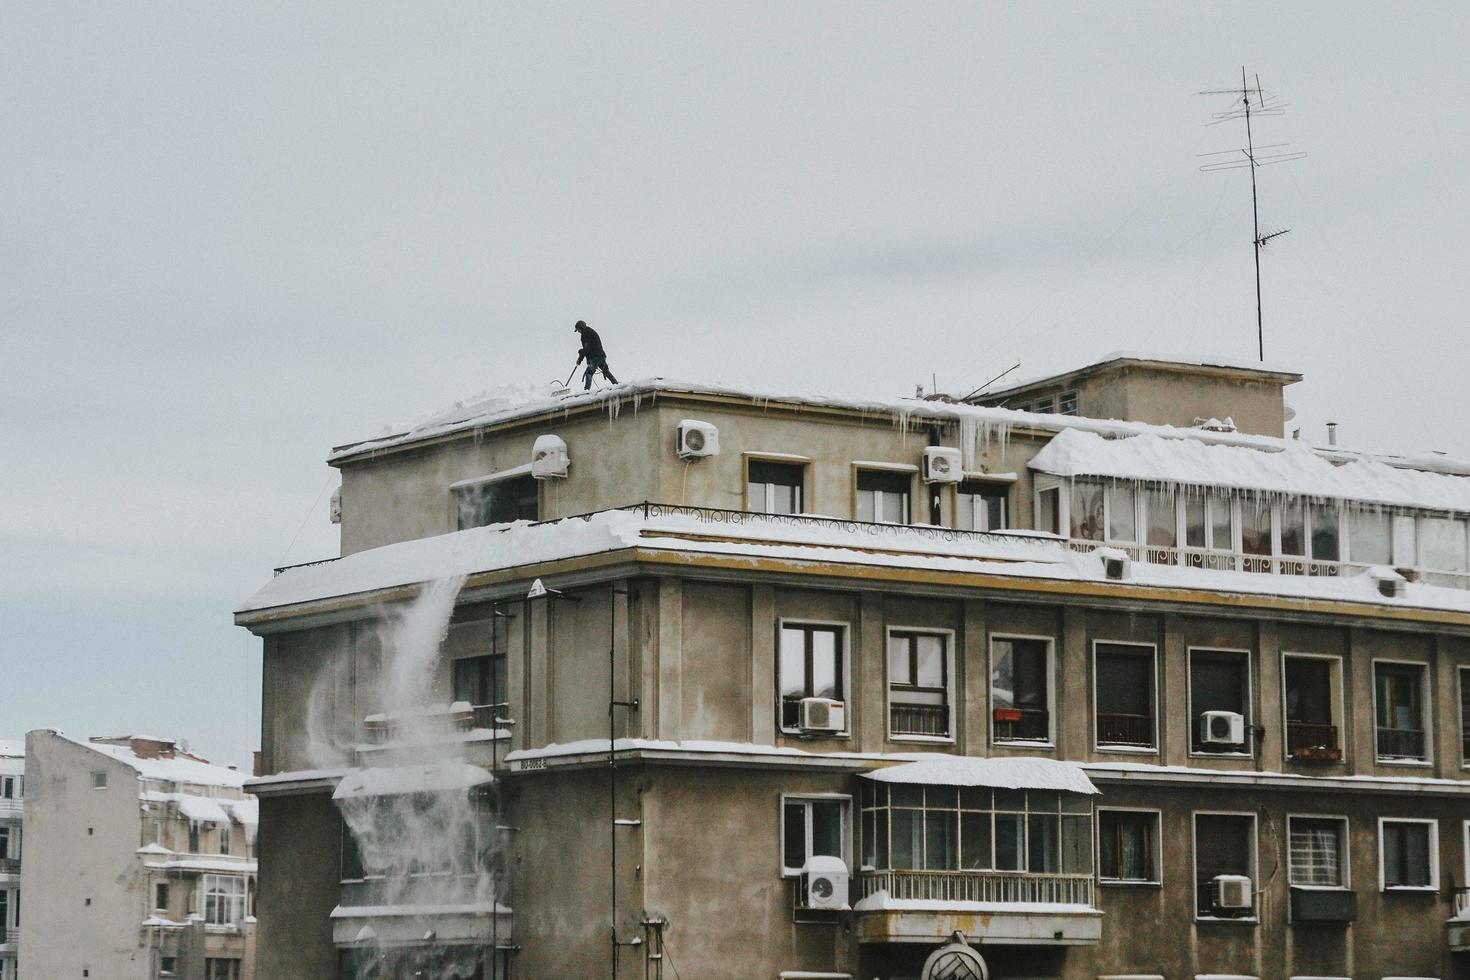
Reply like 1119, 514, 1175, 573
859, 868, 1094, 907
0, 927, 16, 945
1286, 721, 1341, 762
0, 857, 19, 875
362, 703, 502, 746
1376, 727, 1427, 760
1454, 887, 1470, 919
0, 799, 20, 814
890, 703, 949, 737
1096, 712, 1153, 748
993, 708, 1050, 743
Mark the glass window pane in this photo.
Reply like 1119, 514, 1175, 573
783, 803, 805, 870
888, 636, 910, 686
995, 790, 1027, 811
1241, 497, 1272, 555
891, 784, 923, 808
955, 492, 976, 531
991, 641, 1015, 710
881, 490, 907, 524
1038, 487, 1059, 535
985, 492, 1007, 531
1145, 488, 1176, 548
811, 632, 838, 700
960, 811, 992, 870
1185, 496, 1206, 548
1028, 813, 1060, 872
1421, 517, 1468, 572
924, 786, 957, 810
1209, 492, 1233, 550
915, 635, 945, 688
1392, 515, 1418, 566
779, 628, 806, 697
1027, 791, 1059, 812
810, 801, 842, 859
1289, 819, 1341, 886
960, 787, 990, 811
1071, 481, 1104, 540
924, 811, 956, 870
1061, 814, 1091, 874
1349, 508, 1392, 565
891, 808, 921, 869
1310, 504, 1340, 561
995, 813, 1024, 870
857, 491, 876, 522
1280, 499, 1305, 556
1109, 485, 1137, 542
873, 808, 888, 868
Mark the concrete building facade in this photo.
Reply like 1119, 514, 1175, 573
0, 741, 21, 980
240, 360, 1470, 979
19, 732, 257, 980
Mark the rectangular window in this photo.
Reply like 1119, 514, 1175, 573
206, 960, 242, 980
1279, 498, 1306, 558
1194, 813, 1256, 918
0, 827, 9, 861
1070, 480, 1104, 541
1037, 485, 1060, 535
1308, 503, 1340, 562
1374, 662, 1428, 762
955, 481, 1008, 531
188, 822, 200, 853
1095, 643, 1156, 749
1107, 485, 1138, 543
202, 874, 247, 925
1032, 395, 1055, 415
1283, 656, 1341, 761
1098, 810, 1161, 884
861, 782, 1090, 876
856, 469, 912, 524
1144, 487, 1176, 550
1189, 649, 1251, 754
1348, 507, 1392, 566
91, 771, 108, 790
341, 821, 365, 880
0, 777, 16, 800
1288, 817, 1347, 887
1461, 667, 1470, 768
1421, 515, 1469, 572
453, 654, 507, 711
779, 624, 846, 730
1380, 818, 1437, 890
888, 632, 950, 738
748, 460, 805, 515
781, 796, 849, 876
155, 882, 170, 911
219, 825, 232, 855
1241, 497, 1272, 560
160, 956, 178, 976
453, 473, 538, 530
991, 637, 1051, 744
1391, 514, 1418, 566
1058, 390, 1078, 416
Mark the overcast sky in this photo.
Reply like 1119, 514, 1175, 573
4, 3, 1469, 768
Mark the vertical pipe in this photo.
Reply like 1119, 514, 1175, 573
1243, 66, 1264, 362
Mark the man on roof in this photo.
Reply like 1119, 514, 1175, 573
573, 320, 619, 391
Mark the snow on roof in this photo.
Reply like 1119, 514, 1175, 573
162, 793, 232, 824
0, 740, 23, 759
861, 756, 1098, 795
332, 763, 493, 801
972, 350, 1300, 399
144, 858, 257, 874
1031, 428, 1470, 512
227, 798, 258, 827
66, 735, 248, 790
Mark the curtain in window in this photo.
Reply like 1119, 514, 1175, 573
1289, 820, 1341, 886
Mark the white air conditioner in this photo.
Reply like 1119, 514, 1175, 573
1199, 710, 1246, 747
798, 697, 846, 733
921, 446, 962, 484
1212, 874, 1253, 910
531, 434, 570, 479
801, 855, 850, 910
1098, 548, 1132, 581
676, 420, 720, 459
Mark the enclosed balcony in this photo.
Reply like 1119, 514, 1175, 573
854, 757, 1102, 945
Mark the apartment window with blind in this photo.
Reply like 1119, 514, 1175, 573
747, 459, 805, 515
1097, 809, 1161, 884
1094, 642, 1157, 750
1287, 816, 1348, 888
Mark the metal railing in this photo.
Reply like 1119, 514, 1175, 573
1376, 727, 1427, 760
1286, 721, 1341, 761
0, 799, 21, 813
993, 708, 1050, 743
362, 703, 502, 746
0, 927, 16, 945
859, 868, 1094, 907
890, 703, 949, 737
1097, 712, 1153, 747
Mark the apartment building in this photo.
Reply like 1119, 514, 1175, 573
240, 356, 1470, 979
0, 741, 20, 980
20, 732, 258, 980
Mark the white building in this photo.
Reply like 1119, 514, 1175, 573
19, 732, 257, 980
0, 741, 21, 980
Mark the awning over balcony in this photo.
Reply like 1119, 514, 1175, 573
861, 756, 1097, 795
332, 763, 493, 801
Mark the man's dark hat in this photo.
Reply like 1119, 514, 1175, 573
574, 320, 587, 330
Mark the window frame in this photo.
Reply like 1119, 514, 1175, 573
1280, 652, 1346, 765
452, 652, 508, 711
91, 770, 108, 790
988, 633, 1056, 748
1186, 646, 1254, 759
885, 627, 956, 744
1377, 816, 1439, 892
449, 465, 540, 531
954, 479, 1011, 532
200, 873, 248, 926
1459, 666, 1470, 770
779, 792, 852, 878
744, 453, 810, 515
852, 463, 917, 525
776, 619, 852, 736
1034, 478, 1062, 536
1091, 640, 1160, 754
1191, 809, 1259, 923
1371, 658, 1432, 765
1285, 814, 1350, 890
1096, 806, 1163, 886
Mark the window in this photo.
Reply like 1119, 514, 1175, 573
779, 624, 846, 731
1241, 497, 1272, 563
1094, 643, 1156, 750
1288, 817, 1348, 888
453, 473, 538, 530
1032, 395, 1055, 415
341, 821, 365, 881
1308, 503, 1340, 562
160, 956, 178, 976
1279, 498, 1306, 558
1379, 818, 1437, 890
1098, 809, 1161, 884
1070, 480, 1104, 541
1107, 485, 1138, 543
202, 874, 247, 925
1347, 506, 1392, 566
1189, 649, 1251, 755
1036, 485, 1060, 535
1193, 812, 1256, 918
91, 771, 107, 790
888, 632, 951, 738
453, 654, 507, 711
861, 783, 1091, 876
1421, 515, 1469, 572
1461, 667, 1470, 768
206, 959, 242, 980
1374, 662, 1428, 762
0, 776, 18, 800
990, 637, 1051, 744
188, 822, 201, 853
1059, 390, 1078, 416
748, 460, 805, 515
955, 481, 1008, 531
219, 825, 232, 855
1143, 486, 1176, 551
1184, 493, 1234, 555
856, 469, 912, 524
1283, 655, 1341, 761
155, 882, 170, 911
0, 826, 12, 861
781, 796, 849, 876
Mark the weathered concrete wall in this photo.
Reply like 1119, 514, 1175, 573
1076, 365, 1290, 437
255, 791, 341, 980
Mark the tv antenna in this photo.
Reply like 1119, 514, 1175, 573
1197, 68, 1305, 361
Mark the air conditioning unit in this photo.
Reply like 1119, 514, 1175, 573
676, 420, 720, 459
1213, 874, 1253, 910
921, 446, 962, 484
1199, 710, 1246, 747
1098, 548, 1132, 581
801, 855, 849, 910
798, 697, 846, 733
531, 434, 570, 479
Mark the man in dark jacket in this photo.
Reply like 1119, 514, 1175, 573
573, 320, 619, 390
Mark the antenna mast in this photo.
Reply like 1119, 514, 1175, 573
1198, 68, 1304, 361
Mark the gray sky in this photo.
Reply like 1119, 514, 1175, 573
4, 3, 1469, 768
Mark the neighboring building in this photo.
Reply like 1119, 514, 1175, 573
0, 741, 21, 980
20, 732, 257, 980
240, 358, 1470, 979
